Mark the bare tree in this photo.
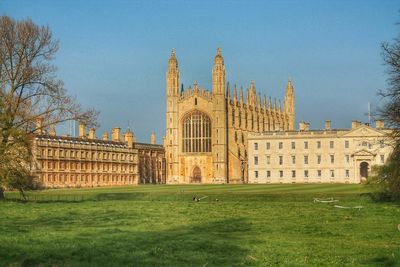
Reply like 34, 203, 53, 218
371, 25, 400, 200
0, 16, 98, 199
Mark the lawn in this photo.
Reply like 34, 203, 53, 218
0, 184, 399, 266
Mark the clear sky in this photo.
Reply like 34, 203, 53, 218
1, 0, 399, 143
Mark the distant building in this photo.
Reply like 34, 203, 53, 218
32, 123, 165, 188
247, 120, 393, 184
165, 48, 295, 184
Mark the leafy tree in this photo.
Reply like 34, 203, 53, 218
0, 16, 98, 199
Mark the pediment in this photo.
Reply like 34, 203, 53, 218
352, 149, 376, 157
343, 125, 385, 138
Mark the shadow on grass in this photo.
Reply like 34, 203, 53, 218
0, 218, 257, 267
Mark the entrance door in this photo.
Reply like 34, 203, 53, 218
360, 162, 369, 180
192, 166, 202, 183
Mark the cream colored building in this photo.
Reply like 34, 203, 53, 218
33, 124, 166, 188
248, 120, 392, 184
165, 48, 295, 184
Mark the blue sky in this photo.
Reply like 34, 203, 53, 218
1, 0, 399, 142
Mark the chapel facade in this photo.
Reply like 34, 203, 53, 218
165, 48, 295, 184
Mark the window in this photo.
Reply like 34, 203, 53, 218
266, 142, 270, 150
279, 156, 283, 165
279, 170, 283, 178
345, 140, 349, 148
291, 155, 296, 164
317, 141, 321, 149
304, 155, 308, 164
330, 170, 335, 178
278, 142, 283, 149
266, 155, 270, 165
304, 170, 309, 178
345, 170, 350, 178
379, 140, 385, 148
254, 171, 258, 178
291, 142, 295, 149
254, 156, 258, 165
330, 155, 335, 164
267, 170, 271, 177
317, 170, 322, 178
232, 110, 235, 125
317, 155, 321, 164
182, 111, 211, 153
380, 155, 385, 163
292, 170, 296, 178
254, 143, 258, 150
345, 155, 350, 164
330, 141, 334, 149
304, 141, 308, 149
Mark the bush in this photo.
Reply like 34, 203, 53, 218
368, 150, 400, 201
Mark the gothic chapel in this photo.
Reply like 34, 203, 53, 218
165, 48, 295, 183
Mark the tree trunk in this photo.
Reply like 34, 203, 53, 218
19, 189, 27, 201
0, 187, 5, 200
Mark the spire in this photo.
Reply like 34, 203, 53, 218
263, 95, 267, 110
268, 96, 272, 111
246, 88, 249, 106
278, 99, 282, 113
226, 82, 231, 100
258, 93, 261, 110
240, 86, 244, 106
286, 77, 294, 95
167, 48, 179, 96
233, 84, 237, 104
284, 78, 295, 130
212, 48, 226, 95
274, 98, 277, 111
168, 48, 178, 69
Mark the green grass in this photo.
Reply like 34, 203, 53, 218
0, 184, 399, 266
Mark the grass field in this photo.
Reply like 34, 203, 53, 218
0, 184, 399, 266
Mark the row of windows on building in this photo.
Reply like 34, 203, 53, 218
39, 148, 134, 161
41, 161, 135, 172
44, 173, 135, 184
253, 154, 385, 165
253, 169, 351, 179
253, 140, 385, 151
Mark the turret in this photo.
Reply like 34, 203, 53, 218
233, 84, 237, 105
167, 49, 179, 97
212, 48, 226, 95
284, 78, 295, 130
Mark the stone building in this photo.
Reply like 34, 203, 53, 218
137, 132, 166, 184
247, 120, 393, 184
33, 124, 165, 188
165, 48, 295, 184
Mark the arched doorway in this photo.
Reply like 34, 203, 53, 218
191, 166, 202, 183
360, 162, 369, 180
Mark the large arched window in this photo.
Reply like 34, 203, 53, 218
182, 111, 211, 153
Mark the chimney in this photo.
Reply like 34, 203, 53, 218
79, 123, 86, 138
124, 131, 134, 148
351, 120, 361, 129
36, 118, 44, 134
88, 128, 96, 139
150, 131, 156, 144
325, 120, 331, 130
49, 124, 56, 136
112, 128, 121, 142
102, 131, 109, 141
375, 119, 384, 129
